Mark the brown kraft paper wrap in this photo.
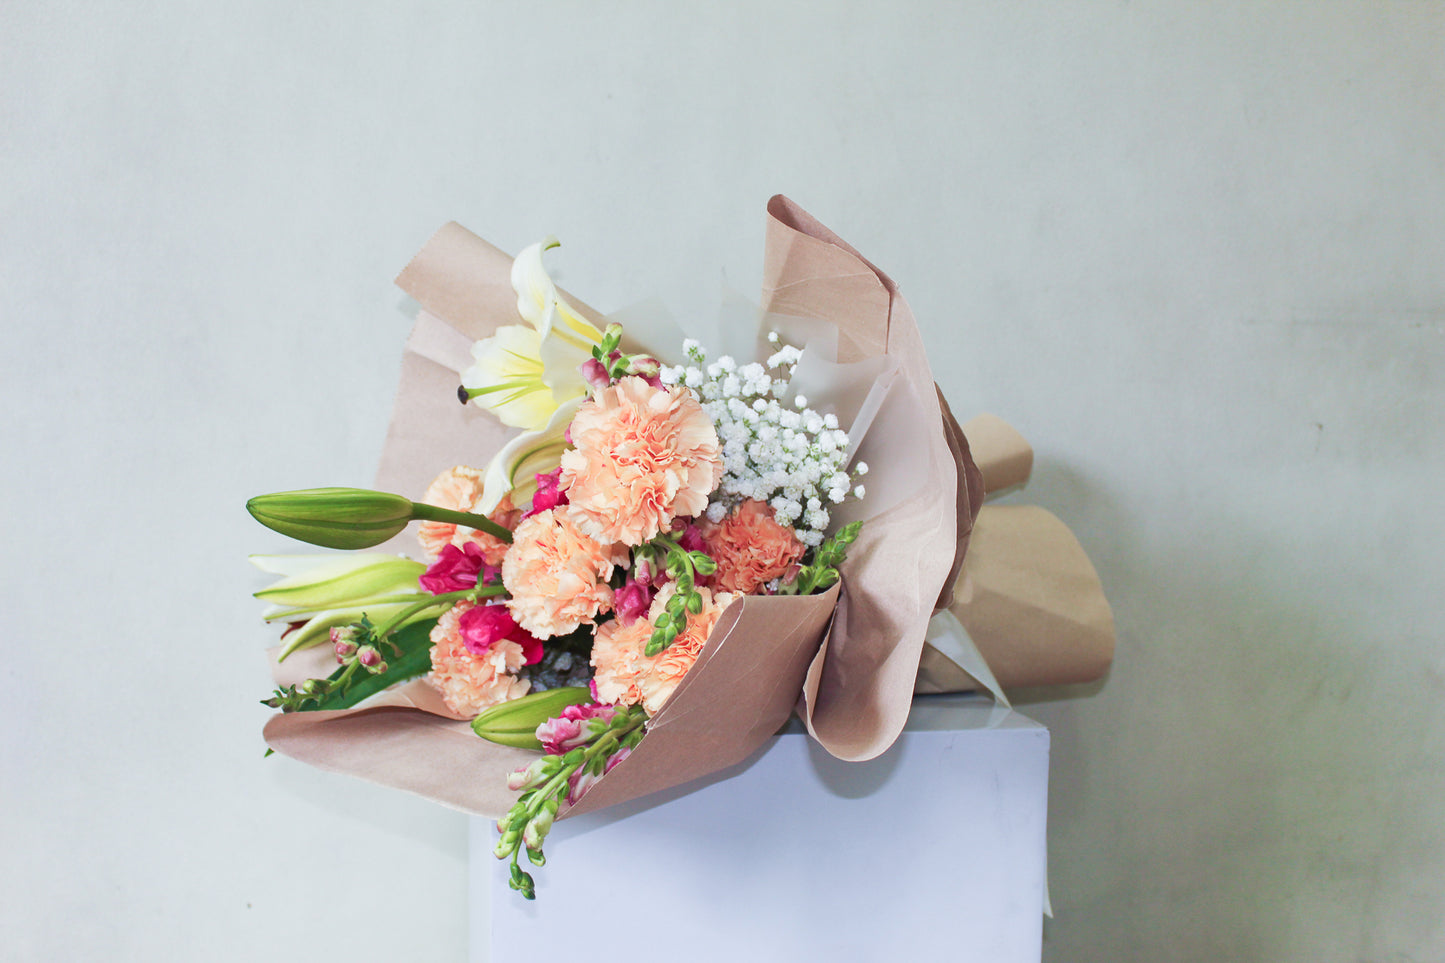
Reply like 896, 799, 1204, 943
264, 216, 843, 819
262, 196, 1113, 817
917, 413, 1116, 694
756, 200, 1112, 704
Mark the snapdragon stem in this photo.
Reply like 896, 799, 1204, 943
409, 502, 514, 544
333, 658, 361, 691
500, 712, 648, 889
369, 584, 506, 640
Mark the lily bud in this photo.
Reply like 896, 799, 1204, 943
473, 686, 593, 750
246, 488, 414, 550
251, 553, 428, 660
253, 554, 426, 610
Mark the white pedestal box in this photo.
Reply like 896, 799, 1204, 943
471, 695, 1049, 963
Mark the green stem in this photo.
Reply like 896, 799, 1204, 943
369, 584, 506, 640
409, 502, 514, 544
333, 659, 361, 692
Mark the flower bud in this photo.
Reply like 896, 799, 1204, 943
507, 757, 551, 791
629, 355, 660, 377
523, 808, 553, 850
580, 357, 610, 390
472, 686, 594, 750
246, 488, 414, 550
356, 645, 382, 668
299, 678, 329, 697
329, 624, 360, 643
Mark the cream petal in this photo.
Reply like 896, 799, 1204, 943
461, 324, 556, 430
511, 238, 604, 346
478, 396, 584, 514
536, 300, 593, 403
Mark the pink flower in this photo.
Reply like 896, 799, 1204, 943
613, 578, 655, 625
675, 520, 706, 555
501, 508, 623, 638
580, 357, 610, 390
419, 542, 487, 594
416, 467, 520, 565
567, 744, 632, 805
426, 601, 530, 716
700, 499, 806, 595
559, 377, 722, 546
535, 702, 617, 755
591, 585, 738, 715
524, 467, 569, 519
458, 603, 544, 665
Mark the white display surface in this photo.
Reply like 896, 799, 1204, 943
474, 696, 1049, 963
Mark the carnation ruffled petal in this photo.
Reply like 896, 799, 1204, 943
560, 377, 722, 546
426, 602, 531, 717
501, 508, 618, 638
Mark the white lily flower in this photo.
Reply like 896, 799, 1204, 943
460, 238, 603, 430
459, 324, 557, 430
478, 396, 583, 514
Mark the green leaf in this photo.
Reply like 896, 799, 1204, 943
308, 619, 438, 711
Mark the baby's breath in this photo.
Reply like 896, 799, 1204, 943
661, 336, 866, 547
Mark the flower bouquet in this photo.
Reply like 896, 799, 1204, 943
248, 197, 1114, 898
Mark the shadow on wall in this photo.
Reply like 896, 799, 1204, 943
1008, 454, 1444, 961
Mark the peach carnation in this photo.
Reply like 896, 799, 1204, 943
426, 601, 531, 716
701, 499, 807, 594
501, 508, 621, 638
416, 466, 519, 565
591, 585, 738, 715
559, 376, 721, 546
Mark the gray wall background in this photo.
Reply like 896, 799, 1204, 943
3, 3, 1441, 960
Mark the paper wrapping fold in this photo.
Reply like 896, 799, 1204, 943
755, 200, 1112, 703
759, 197, 969, 761
919, 505, 1116, 693
261, 198, 1113, 818
914, 411, 1115, 694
